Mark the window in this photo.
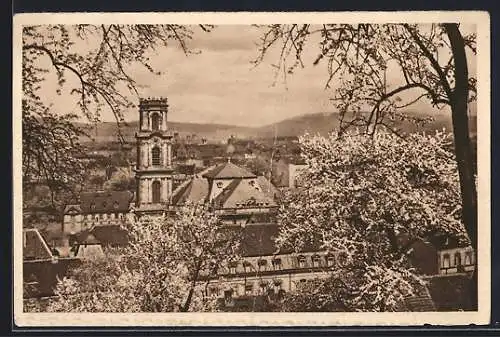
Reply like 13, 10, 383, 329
259, 280, 269, 292
298, 255, 306, 268
102, 201, 107, 208
90, 203, 96, 211
443, 253, 451, 268
152, 180, 161, 203
258, 259, 267, 270
113, 201, 119, 209
152, 146, 161, 166
312, 255, 321, 268
272, 258, 282, 270
224, 289, 234, 300
23, 232, 27, 248
151, 113, 161, 131
326, 255, 335, 267
465, 252, 473, 265
216, 181, 223, 188
454, 252, 462, 266
209, 286, 219, 297
243, 261, 252, 272
228, 261, 238, 274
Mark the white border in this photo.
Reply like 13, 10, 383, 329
13, 11, 491, 327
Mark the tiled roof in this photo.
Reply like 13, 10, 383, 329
91, 225, 129, 246
229, 223, 319, 257
213, 178, 277, 209
203, 162, 257, 179
78, 191, 133, 214
171, 176, 209, 205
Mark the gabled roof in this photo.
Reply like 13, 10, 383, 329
78, 190, 133, 214
203, 162, 256, 179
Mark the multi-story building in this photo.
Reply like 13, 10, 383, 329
62, 190, 134, 235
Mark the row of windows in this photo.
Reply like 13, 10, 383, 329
68, 213, 125, 222
208, 279, 284, 297
442, 251, 474, 268
89, 201, 121, 211
224, 254, 342, 274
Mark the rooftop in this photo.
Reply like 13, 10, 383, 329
203, 161, 257, 179
68, 190, 134, 214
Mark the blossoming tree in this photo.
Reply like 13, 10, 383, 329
276, 130, 468, 311
43, 203, 242, 312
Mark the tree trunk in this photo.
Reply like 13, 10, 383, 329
180, 259, 203, 312
444, 23, 478, 311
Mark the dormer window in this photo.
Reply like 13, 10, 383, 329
272, 258, 282, 270
257, 259, 267, 270
228, 261, 238, 274
326, 254, 335, 267
297, 255, 306, 268
249, 180, 255, 187
216, 182, 223, 188
312, 255, 321, 267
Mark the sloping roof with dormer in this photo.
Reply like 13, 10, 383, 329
212, 178, 277, 209
202, 161, 256, 179
77, 191, 134, 214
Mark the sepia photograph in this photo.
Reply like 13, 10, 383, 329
13, 12, 490, 326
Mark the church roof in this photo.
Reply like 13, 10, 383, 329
202, 161, 256, 179
171, 176, 210, 205
212, 178, 277, 209
78, 191, 133, 214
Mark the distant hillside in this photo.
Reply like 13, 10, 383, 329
79, 121, 256, 144
255, 110, 456, 139
78, 110, 476, 144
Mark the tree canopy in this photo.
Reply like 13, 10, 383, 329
40, 203, 241, 312
276, 130, 468, 311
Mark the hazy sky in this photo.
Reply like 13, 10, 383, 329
40, 24, 476, 127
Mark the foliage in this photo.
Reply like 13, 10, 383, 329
44, 203, 241, 312
254, 24, 476, 136
277, 130, 467, 311
254, 24, 477, 257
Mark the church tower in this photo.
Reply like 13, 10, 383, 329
134, 97, 173, 214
